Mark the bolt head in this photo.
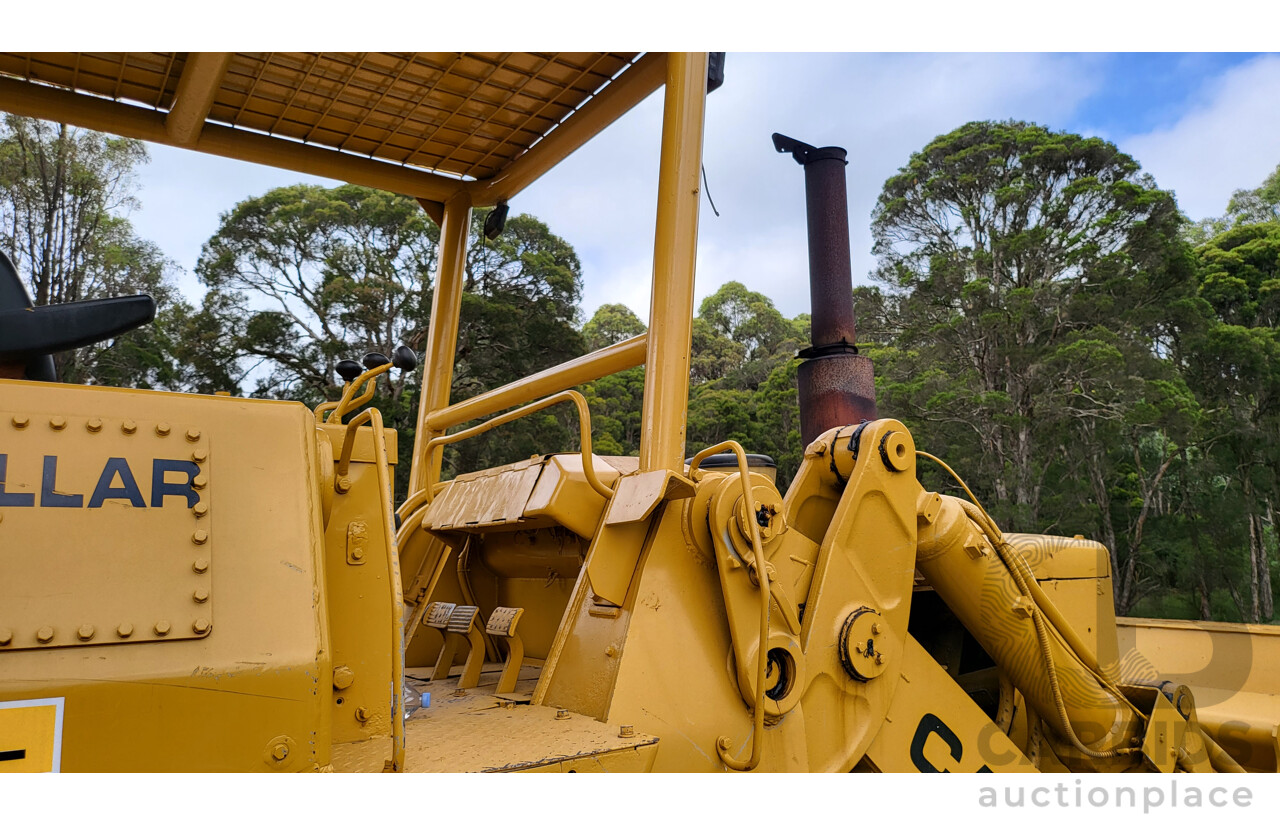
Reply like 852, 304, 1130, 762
192, 529, 209, 545
336, 477, 352, 493
351, 547, 365, 560
77, 624, 95, 641
186, 428, 201, 442
871, 622, 882, 635
272, 743, 289, 761
355, 707, 371, 723
192, 619, 211, 635
117, 623, 134, 638
86, 417, 103, 433
121, 419, 137, 434
332, 666, 355, 690
36, 626, 54, 643
619, 724, 636, 738
49, 416, 66, 430
0, 629, 12, 646
155, 422, 171, 436
192, 448, 209, 464
11, 414, 29, 429
193, 557, 210, 574
154, 620, 171, 636
193, 588, 209, 604
192, 474, 208, 490
193, 501, 209, 517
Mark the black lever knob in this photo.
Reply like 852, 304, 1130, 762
362, 352, 391, 370
392, 345, 418, 372
336, 359, 363, 383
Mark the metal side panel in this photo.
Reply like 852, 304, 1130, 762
0, 381, 330, 772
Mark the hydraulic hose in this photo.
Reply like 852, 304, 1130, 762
915, 450, 1142, 762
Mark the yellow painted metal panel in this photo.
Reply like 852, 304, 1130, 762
861, 637, 1036, 772
1117, 617, 1280, 771
0, 381, 331, 772
0, 412, 213, 650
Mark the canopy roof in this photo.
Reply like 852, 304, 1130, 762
0, 52, 660, 205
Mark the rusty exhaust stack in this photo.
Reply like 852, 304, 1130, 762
773, 133, 877, 446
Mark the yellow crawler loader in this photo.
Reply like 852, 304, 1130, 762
0, 52, 1277, 773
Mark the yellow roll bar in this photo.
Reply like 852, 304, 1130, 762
419, 390, 615, 504
406, 52, 709, 495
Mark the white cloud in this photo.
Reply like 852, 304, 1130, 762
524, 53, 1106, 321
1121, 54, 1280, 221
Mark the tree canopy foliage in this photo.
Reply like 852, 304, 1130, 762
0, 115, 182, 386
188, 186, 588, 488
1186, 163, 1280, 244
12, 115, 1277, 625
862, 121, 1275, 621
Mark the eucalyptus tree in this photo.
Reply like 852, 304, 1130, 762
871, 120, 1196, 539
0, 115, 183, 387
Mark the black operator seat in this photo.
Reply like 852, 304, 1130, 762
0, 248, 156, 382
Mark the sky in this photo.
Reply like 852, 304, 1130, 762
119, 51, 1280, 327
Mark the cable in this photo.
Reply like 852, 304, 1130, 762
701, 164, 720, 217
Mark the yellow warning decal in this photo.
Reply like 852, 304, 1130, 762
0, 698, 64, 773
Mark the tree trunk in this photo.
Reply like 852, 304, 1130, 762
1197, 570, 1213, 620
1084, 436, 1121, 610
1248, 511, 1265, 623
1181, 451, 1214, 621
1243, 468, 1262, 623
1117, 446, 1178, 615
1225, 575, 1247, 623
1263, 498, 1276, 621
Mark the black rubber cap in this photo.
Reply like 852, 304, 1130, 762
362, 352, 391, 369
392, 344, 418, 372
336, 359, 363, 382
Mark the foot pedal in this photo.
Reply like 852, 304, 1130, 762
425, 602, 462, 681
485, 607, 526, 694
446, 606, 486, 689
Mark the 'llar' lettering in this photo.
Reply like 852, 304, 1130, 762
0, 455, 35, 507
151, 459, 200, 509
41, 455, 83, 507
1, 454, 201, 509
87, 457, 146, 508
